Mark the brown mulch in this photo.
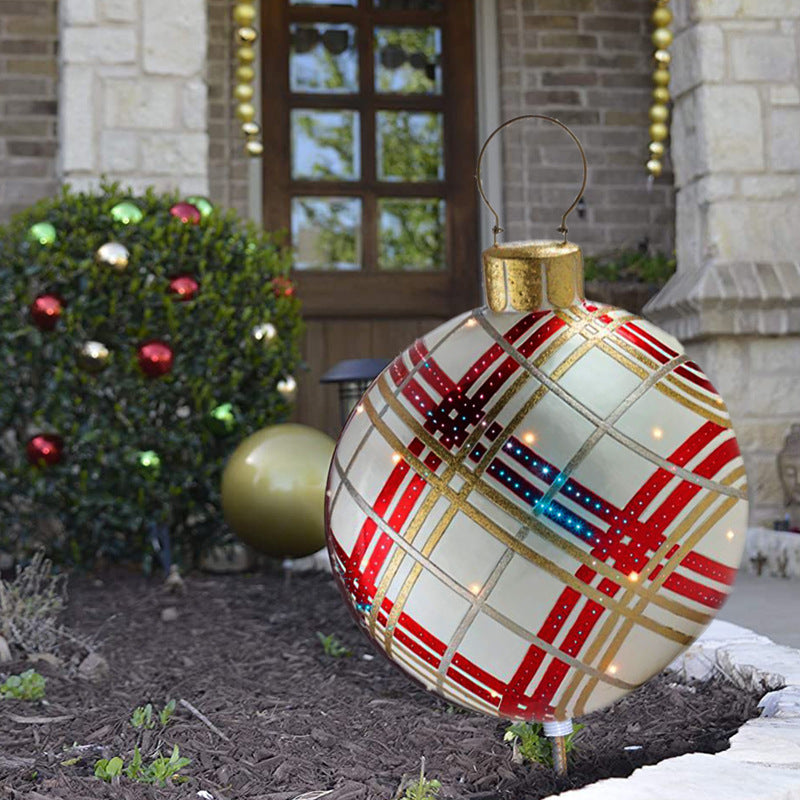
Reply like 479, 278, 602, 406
0, 567, 765, 800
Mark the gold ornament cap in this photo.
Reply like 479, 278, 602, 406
482, 239, 584, 312
477, 115, 588, 314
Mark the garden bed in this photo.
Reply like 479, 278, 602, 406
0, 568, 764, 799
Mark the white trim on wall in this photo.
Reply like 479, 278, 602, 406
474, 0, 502, 259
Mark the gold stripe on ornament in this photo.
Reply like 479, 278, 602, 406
337, 447, 636, 692
474, 311, 746, 500
375, 347, 733, 628
364, 390, 694, 644
564, 486, 741, 717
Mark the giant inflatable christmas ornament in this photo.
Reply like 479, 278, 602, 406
325, 116, 748, 745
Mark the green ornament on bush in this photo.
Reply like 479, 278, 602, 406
136, 450, 161, 473
186, 196, 214, 219
0, 183, 304, 567
110, 201, 143, 225
207, 403, 237, 436
27, 222, 56, 246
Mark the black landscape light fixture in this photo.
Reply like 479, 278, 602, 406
320, 358, 391, 428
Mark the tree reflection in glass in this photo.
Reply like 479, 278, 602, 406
292, 197, 361, 271
291, 110, 361, 180
379, 199, 445, 271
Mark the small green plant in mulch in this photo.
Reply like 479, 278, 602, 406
94, 744, 190, 786
504, 721, 584, 768
584, 250, 676, 286
0, 669, 46, 701
130, 699, 176, 729
316, 631, 352, 658
398, 758, 441, 800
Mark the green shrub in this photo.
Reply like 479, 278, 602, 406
0, 184, 303, 566
584, 250, 675, 285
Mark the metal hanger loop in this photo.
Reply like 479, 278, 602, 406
476, 114, 588, 246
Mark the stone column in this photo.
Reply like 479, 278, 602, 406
646, 0, 800, 526
59, 0, 208, 195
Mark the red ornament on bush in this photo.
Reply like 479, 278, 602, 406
168, 274, 199, 301
30, 294, 64, 331
27, 434, 64, 466
137, 340, 174, 378
169, 202, 201, 225
272, 277, 295, 298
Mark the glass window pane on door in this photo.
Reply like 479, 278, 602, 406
291, 0, 356, 6
374, 0, 443, 9
290, 24, 359, 94
377, 111, 444, 182
378, 198, 445, 271
291, 109, 361, 180
374, 27, 442, 94
292, 197, 362, 271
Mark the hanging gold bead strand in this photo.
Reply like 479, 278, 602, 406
233, 1, 263, 157
647, 0, 673, 179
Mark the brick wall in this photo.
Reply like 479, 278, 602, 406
498, 0, 675, 257
0, 0, 59, 224
207, 0, 249, 216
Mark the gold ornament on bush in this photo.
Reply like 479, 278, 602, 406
231, 1, 263, 158
647, 0, 673, 179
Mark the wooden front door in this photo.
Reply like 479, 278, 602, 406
262, 0, 479, 436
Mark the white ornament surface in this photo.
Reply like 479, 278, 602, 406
326, 301, 748, 721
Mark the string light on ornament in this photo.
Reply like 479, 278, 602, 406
647, 0, 673, 180
325, 115, 749, 777
232, 1, 263, 157
30, 293, 64, 331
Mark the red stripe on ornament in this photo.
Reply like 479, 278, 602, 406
680, 552, 737, 585
627, 321, 679, 358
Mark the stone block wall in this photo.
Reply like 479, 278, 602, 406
207, 0, 250, 216
59, 0, 209, 196
646, 0, 800, 526
497, 0, 675, 256
0, 0, 59, 222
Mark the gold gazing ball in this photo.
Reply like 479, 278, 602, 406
649, 103, 670, 124
232, 3, 256, 26
649, 122, 669, 142
653, 86, 671, 104
245, 140, 264, 157
236, 102, 256, 122
654, 48, 672, 66
221, 424, 336, 558
649, 141, 666, 158
236, 65, 255, 83
238, 46, 256, 64
77, 340, 111, 373
95, 241, 130, 271
653, 67, 671, 87
234, 83, 255, 102
652, 27, 674, 49
242, 121, 261, 137
237, 26, 258, 44
646, 159, 664, 178
651, 6, 673, 27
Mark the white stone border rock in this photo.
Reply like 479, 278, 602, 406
554, 620, 800, 799
746, 527, 800, 579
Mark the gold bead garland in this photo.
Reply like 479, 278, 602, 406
647, 0, 672, 178
233, 2, 263, 157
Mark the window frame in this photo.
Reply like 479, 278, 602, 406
261, 0, 480, 318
